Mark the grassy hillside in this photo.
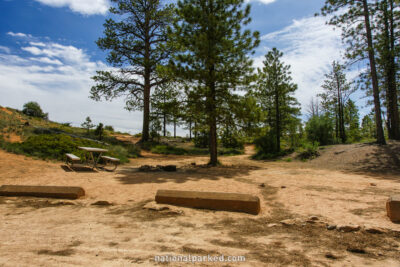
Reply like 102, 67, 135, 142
0, 106, 140, 163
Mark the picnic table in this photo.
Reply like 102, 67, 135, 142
66, 147, 120, 171
78, 146, 108, 169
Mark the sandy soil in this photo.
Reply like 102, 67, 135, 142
0, 144, 400, 266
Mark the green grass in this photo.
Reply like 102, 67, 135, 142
0, 134, 140, 164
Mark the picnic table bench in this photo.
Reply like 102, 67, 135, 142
66, 153, 81, 167
65, 147, 120, 171
100, 155, 120, 171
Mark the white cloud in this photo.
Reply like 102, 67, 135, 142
33, 0, 109, 15
256, 15, 347, 116
0, 46, 10, 54
0, 34, 142, 134
7, 32, 33, 38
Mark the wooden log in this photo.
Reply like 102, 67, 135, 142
0, 185, 85, 200
155, 190, 260, 215
387, 195, 400, 223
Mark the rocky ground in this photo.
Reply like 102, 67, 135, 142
0, 143, 399, 266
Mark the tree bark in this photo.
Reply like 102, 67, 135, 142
174, 119, 176, 138
384, 0, 400, 140
189, 120, 192, 140
208, 79, 218, 166
141, 9, 151, 142
163, 112, 166, 137
275, 85, 281, 152
362, 0, 386, 145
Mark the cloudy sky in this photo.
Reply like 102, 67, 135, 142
0, 0, 366, 135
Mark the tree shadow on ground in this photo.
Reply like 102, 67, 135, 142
60, 165, 97, 173
115, 165, 261, 185
346, 142, 400, 181
305, 141, 400, 182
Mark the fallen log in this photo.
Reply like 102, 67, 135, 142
0, 185, 85, 200
155, 190, 260, 215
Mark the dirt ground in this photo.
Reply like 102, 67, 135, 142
0, 143, 400, 266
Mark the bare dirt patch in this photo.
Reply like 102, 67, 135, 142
0, 144, 400, 266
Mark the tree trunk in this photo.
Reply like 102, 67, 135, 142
189, 120, 192, 140
362, 0, 386, 145
163, 112, 166, 137
275, 86, 280, 152
142, 81, 150, 142
174, 119, 176, 138
208, 79, 218, 166
384, 0, 400, 140
141, 10, 151, 142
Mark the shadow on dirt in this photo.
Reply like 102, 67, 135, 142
115, 165, 260, 185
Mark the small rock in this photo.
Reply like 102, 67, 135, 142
191, 162, 196, 166
325, 252, 338, 259
337, 225, 361, 232
259, 183, 265, 188
309, 216, 319, 221
281, 186, 286, 189
91, 201, 113, 206
54, 201, 75, 206
143, 201, 170, 211
162, 210, 184, 215
365, 227, 386, 234
267, 223, 278, 227
280, 219, 297, 226
370, 183, 377, 186
326, 225, 337, 230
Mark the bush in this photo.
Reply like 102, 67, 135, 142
297, 143, 320, 160
104, 125, 114, 132
151, 144, 187, 155
305, 115, 334, 146
220, 130, 244, 149
193, 130, 209, 148
22, 102, 48, 119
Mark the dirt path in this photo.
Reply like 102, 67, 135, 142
0, 146, 399, 266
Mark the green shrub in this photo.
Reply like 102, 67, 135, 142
193, 130, 209, 148
22, 102, 48, 119
220, 130, 244, 149
0, 133, 136, 163
151, 145, 187, 155
297, 143, 320, 160
305, 115, 334, 146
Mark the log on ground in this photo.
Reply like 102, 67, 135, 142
155, 190, 260, 215
0, 185, 85, 199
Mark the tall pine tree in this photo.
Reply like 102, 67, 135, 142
318, 61, 354, 143
321, 0, 386, 144
255, 48, 300, 153
90, 0, 174, 142
168, 0, 259, 165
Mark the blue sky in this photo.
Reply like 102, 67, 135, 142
0, 0, 366, 134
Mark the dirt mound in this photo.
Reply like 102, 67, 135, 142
307, 141, 400, 178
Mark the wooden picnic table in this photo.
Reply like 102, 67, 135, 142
78, 146, 108, 169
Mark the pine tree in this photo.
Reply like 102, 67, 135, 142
318, 61, 354, 143
344, 99, 361, 142
151, 83, 180, 137
255, 48, 300, 153
321, 0, 386, 144
81, 116, 95, 134
168, 0, 259, 165
375, 0, 400, 140
90, 0, 174, 142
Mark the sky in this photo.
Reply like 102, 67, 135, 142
0, 0, 368, 135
